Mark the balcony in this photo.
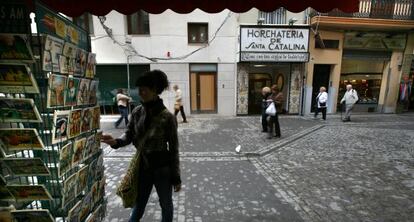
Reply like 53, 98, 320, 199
315, 0, 414, 20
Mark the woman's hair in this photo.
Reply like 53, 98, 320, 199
320, 86, 326, 91
135, 70, 169, 94
262, 87, 271, 94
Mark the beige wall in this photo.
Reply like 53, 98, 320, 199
305, 30, 344, 114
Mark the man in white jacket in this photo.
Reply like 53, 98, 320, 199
173, 85, 187, 123
314, 86, 328, 120
340, 84, 359, 122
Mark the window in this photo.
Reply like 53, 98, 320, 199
127, 10, 150, 35
73, 13, 94, 34
258, 8, 286, 24
188, 23, 208, 44
315, 39, 340, 49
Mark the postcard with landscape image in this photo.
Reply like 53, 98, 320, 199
0, 34, 34, 62
0, 98, 42, 123
0, 128, 44, 152
52, 110, 70, 144
59, 142, 73, 177
64, 77, 80, 107
63, 171, 77, 207
6, 185, 52, 201
47, 74, 67, 108
2, 158, 50, 176
91, 106, 101, 130
0, 63, 40, 94
68, 109, 82, 138
76, 165, 89, 196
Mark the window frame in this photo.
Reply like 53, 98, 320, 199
73, 13, 94, 35
187, 22, 209, 44
126, 10, 150, 35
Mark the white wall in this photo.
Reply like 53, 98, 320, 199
217, 63, 236, 115
91, 9, 238, 64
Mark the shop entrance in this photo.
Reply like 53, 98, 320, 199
311, 64, 330, 113
248, 74, 272, 114
190, 72, 217, 113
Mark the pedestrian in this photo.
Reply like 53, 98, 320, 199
267, 85, 282, 139
340, 84, 359, 122
314, 86, 328, 120
102, 70, 182, 222
173, 85, 187, 123
114, 89, 131, 128
261, 86, 272, 132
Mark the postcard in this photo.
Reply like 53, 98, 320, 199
93, 131, 102, 154
0, 63, 40, 94
45, 35, 64, 72
68, 109, 82, 138
83, 134, 95, 160
63, 172, 77, 207
76, 165, 89, 196
78, 192, 92, 222
7, 185, 52, 201
11, 209, 54, 222
42, 50, 52, 72
64, 77, 80, 107
85, 53, 96, 79
98, 176, 106, 204
90, 106, 100, 130
2, 158, 50, 176
87, 158, 98, 184
0, 128, 44, 152
59, 142, 73, 177
67, 200, 81, 221
47, 74, 67, 107
0, 185, 14, 201
77, 78, 90, 105
90, 180, 99, 208
95, 152, 104, 180
88, 80, 99, 105
0, 34, 34, 62
68, 57, 75, 75
55, 18, 66, 38
81, 108, 92, 133
52, 110, 70, 144
72, 137, 86, 166
58, 55, 69, 74
0, 98, 42, 123
63, 43, 76, 58
75, 48, 87, 76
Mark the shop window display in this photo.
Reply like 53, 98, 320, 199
338, 74, 382, 105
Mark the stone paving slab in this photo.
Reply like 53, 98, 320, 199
260, 124, 414, 222
104, 159, 303, 222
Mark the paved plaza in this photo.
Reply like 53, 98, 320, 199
101, 113, 414, 222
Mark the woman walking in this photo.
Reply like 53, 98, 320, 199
102, 70, 181, 222
314, 86, 328, 120
267, 85, 282, 139
261, 86, 272, 132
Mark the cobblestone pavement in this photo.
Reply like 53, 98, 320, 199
102, 114, 414, 222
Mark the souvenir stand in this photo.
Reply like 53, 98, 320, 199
0, 1, 106, 221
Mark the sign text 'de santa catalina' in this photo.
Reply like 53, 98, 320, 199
240, 26, 310, 62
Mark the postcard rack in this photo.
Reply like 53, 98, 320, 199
0, 1, 106, 221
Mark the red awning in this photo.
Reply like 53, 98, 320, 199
27, 0, 360, 17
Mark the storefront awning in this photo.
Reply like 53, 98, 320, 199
26, 0, 360, 17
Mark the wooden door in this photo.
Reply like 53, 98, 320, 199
190, 72, 217, 113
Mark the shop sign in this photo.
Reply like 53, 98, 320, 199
0, 3, 29, 34
240, 26, 309, 62
344, 32, 406, 51
35, 2, 88, 50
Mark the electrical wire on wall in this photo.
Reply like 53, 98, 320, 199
97, 11, 233, 62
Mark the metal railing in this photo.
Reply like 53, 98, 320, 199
259, 8, 287, 24
312, 0, 414, 20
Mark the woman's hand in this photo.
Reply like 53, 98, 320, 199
174, 184, 182, 192
101, 134, 117, 146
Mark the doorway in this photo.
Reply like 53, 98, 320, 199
311, 64, 331, 113
190, 72, 217, 113
248, 73, 272, 114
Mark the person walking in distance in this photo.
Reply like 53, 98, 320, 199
340, 84, 359, 122
314, 86, 328, 120
261, 86, 272, 132
115, 89, 131, 128
267, 85, 282, 139
102, 70, 181, 222
173, 85, 187, 123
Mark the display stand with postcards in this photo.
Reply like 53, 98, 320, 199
0, 1, 106, 222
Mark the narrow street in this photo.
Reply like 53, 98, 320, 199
101, 114, 414, 222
